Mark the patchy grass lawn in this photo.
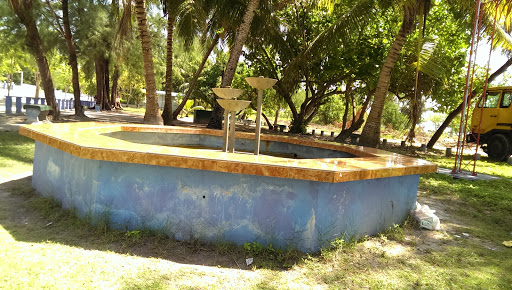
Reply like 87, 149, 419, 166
0, 132, 34, 180
1, 132, 511, 288
121, 106, 146, 115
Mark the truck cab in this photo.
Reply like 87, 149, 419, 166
469, 86, 512, 161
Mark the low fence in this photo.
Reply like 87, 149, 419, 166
3, 96, 95, 114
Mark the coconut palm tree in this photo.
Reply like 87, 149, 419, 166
134, 0, 163, 125
161, 0, 208, 125
358, 0, 431, 147
207, 0, 261, 129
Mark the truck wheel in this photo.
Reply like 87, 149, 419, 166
487, 134, 510, 161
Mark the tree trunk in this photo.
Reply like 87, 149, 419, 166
207, 0, 261, 129
427, 57, 512, 149
407, 91, 421, 142
34, 71, 40, 98
342, 94, 349, 130
334, 95, 371, 142
62, 0, 85, 117
162, 14, 176, 125
103, 58, 111, 110
94, 57, 111, 110
135, 0, 163, 125
9, 0, 60, 119
111, 65, 120, 108
95, 58, 104, 107
249, 103, 272, 130
289, 113, 306, 133
273, 103, 280, 127
173, 34, 220, 119
358, 12, 416, 147
6, 73, 12, 96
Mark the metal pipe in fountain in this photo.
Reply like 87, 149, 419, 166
245, 76, 277, 155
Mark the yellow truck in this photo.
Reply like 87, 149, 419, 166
468, 86, 512, 161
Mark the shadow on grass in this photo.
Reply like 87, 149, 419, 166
0, 132, 34, 165
0, 175, 304, 272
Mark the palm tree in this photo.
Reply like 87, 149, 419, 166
207, 0, 261, 129
134, 0, 163, 125
161, 0, 181, 125
358, 0, 431, 147
8, 0, 60, 119
161, 0, 207, 125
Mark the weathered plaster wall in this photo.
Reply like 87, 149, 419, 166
33, 141, 418, 252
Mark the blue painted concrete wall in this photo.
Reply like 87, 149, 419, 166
32, 141, 418, 252
105, 131, 355, 159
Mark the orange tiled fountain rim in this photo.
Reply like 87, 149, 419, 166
19, 122, 437, 183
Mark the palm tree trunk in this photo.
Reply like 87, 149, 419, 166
359, 13, 416, 147
427, 57, 512, 149
162, 14, 176, 125
62, 0, 85, 117
135, 0, 163, 125
9, 0, 60, 119
173, 34, 220, 119
207, 0, 260, 129
407, 93, 421, 142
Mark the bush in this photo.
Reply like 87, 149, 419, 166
382, 99, 408, 131
314, 95, 345, 125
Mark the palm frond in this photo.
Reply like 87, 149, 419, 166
317, 0, 337, 11
176, 0, 207, 48
481, 1, 512, 52
415, 41, 450, 82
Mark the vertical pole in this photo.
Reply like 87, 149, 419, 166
254, 89, 263, 155
222, 109, 229, 152
454, 0, 481, 174
229, 111, 236, 153
472, 0, 501, 176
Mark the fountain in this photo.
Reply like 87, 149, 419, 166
212, 88, 251, 153
19, 76, 438, 251
245, 77, 278, 155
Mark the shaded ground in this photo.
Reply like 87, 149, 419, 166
0, 175, 254, 270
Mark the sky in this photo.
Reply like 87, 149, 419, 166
475, 42, 510, 84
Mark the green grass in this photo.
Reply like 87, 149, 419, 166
425, 153, 512, 178
0, 131, 34, 179
1, 132, 511, 288
122, 106, 146, 115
